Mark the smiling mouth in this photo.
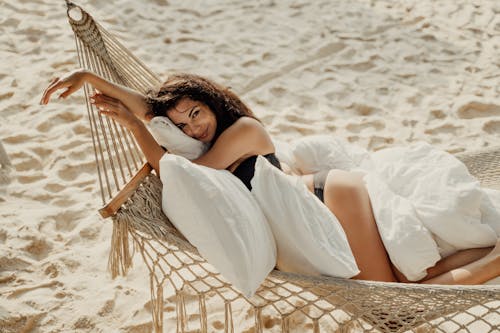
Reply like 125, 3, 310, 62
198, 128, 208, 140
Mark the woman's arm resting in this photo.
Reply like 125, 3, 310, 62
90, 93, 166, 175
130, 122, 167, 175
85, 71, 150, 121
41, 69, 151, 121
192, 117, 272, 170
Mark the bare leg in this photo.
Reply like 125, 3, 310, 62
420, 239, 500, 285
324, 170, 397, 282
393, 247, 493, 283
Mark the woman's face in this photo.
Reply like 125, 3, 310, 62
167, 98, 217, 143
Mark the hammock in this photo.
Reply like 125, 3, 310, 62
64, 2, 500, 332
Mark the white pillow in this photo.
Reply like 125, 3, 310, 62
159, 153, 277, 297
250, 156, 359, 278
148, 116, 209, 160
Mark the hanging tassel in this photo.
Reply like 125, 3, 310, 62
254, 306, 263, 333
108, 215, 133, 278
198, 293, 208, 333
281, 315, 290, 333
150, 275, 164, 333
176, 292, 188, 333
224, 301, 234, 333
313, 318, 320, 333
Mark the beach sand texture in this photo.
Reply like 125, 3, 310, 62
1, 0, 499, 332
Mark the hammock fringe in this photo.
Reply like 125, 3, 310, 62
108, 215, 133, 278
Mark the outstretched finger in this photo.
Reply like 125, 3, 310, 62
40, 78, 60, 104
41, 80, 69, 105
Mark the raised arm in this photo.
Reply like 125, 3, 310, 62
41, 69, 166, 174
40, 69, 150, 121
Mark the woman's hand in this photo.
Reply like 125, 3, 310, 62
90, 92, 142, 131
40, 68, 88, 105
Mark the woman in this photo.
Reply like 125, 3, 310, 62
40, 69, 500, 285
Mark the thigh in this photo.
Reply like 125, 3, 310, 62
323, 170, 397, 282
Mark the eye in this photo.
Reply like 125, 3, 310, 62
177, 124, 185, 130
192, 110, 200, 118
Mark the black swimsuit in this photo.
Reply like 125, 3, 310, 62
232, 154, 328, 204
313, 170, 329, 203
232, 153, 281, 191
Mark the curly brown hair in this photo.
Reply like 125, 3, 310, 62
145, 73, 259, 143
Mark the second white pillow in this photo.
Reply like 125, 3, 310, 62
251, 156, 359, 278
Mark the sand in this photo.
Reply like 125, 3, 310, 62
0, 0, 499, 332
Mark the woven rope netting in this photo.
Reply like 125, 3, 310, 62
65, 2, 500, 332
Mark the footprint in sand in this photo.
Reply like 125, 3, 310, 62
456, 101, 500, 119
262, 52, 276, 61
79, 226, 100, 240
0, 229, 7, 243
368, 136, 394, 151
59, 139, 89, 151
43, 263, 59, 278
0, 312, 45, 333
262, 314, 280, 328
482, 120, 500, 135
13, 155, 42, 172
212, 320, 224, 330
53, 197, 78, 208
60, 257, 80, 273
44, 183, 65, 193
98, 300, 115, 317
428, 109, 447, 120
36, 112, 83, 133
50, 60, 78, 70
0, 91, 14, 100
0, 17, 20, 28
73, 316, 96, 330
347, 103, 380, 116
22, 237, 53, 261
0, 256, 32, 273
17, 174, 45, 184
72, 124, 91, 135
424, 123, 463, 135
347, 136, 360, 143
50, 210, 87, 232
242, 59, 259, 68
31, 147, 53, 159
57, 161, 96, 181
270, 86, 287, 97
346, 120, 385, 133
3, 134, 34, 145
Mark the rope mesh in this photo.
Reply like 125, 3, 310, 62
65, 2, 500, 332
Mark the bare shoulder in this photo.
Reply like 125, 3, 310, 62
222, 117, 271, 143
228, 116, 273, 149
192, 116, 274, 170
